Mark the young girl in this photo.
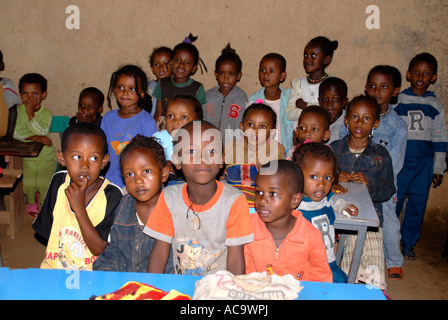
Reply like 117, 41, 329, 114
204, 43, 247, 135
286, 105, 331, 160
152, 34, 207, 127
101, 65, 157, 189
294, 142, 358, 283
224, 103, 286, 209
249, 53, 295, 150
145, 121, 253, 276
330, 95, 396, 289
147, 46, 173, 117
153, 95, 203, 184
93, 135, 174, 273
286, 36, 339, 122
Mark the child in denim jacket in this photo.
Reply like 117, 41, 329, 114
93, 135, 174, 273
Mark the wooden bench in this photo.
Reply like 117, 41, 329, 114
0, 168, 24, 239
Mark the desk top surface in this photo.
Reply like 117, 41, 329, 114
0, 140, 43, 157
0, 267, 385, 300
334, 182, 379, 228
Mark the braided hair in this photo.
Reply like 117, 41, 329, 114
172, 33, 208, 75
215, 43, 242, 73
107, 64, 153, 114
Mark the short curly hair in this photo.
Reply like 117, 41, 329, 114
119, 134, 166, 170
292, 142, 338, 175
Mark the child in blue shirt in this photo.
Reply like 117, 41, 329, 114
394, 53, 448, 260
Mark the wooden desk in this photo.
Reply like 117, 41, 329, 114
334, 182, 380, 284
0, 140, 43, 238
0, 267, 386, 300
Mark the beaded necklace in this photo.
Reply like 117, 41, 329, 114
307, 73, 329, 84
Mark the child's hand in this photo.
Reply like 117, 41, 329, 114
27, 135, 53, 147
338, 171, 352, 183
350, 172, 368, 185
295, 98, 308, 110
23, 95, 41, 118
343, 205, 358, 217
332, 182, 347, 195
65, 177, 88, 215
433, 174, 443, 188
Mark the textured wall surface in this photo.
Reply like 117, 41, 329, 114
1, 0, 447, 209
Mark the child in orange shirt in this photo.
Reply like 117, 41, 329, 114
244, 159, 333, 282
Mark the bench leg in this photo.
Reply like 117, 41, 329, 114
346, 227, 367, 284
5, 180, 25, 239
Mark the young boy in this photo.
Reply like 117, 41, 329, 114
69, 87, 104, 127
244, 159, 333, 282
33, 122, 123, 270
286, 106, 331, 160
318, 77, 349, 145
394, 53, 448, 260
145, 120, 254, 276
13, 73, 57, 217
249, 53, 295, 151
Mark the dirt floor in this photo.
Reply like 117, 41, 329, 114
1, 208, 447, 300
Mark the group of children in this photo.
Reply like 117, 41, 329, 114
0, 34, 446, 291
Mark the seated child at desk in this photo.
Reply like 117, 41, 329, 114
293, 142, 358, 283
69, 87, 104, 127
244, 159, 333, 282
145, 120, 254, 276
94, 135, 173, 273
14, 73, 57, 217
330, 95, 396, 289
33, 122, 123, 270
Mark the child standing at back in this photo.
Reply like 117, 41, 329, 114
14, 73, 57, 217
147, 46, 173, 117
93, 135, 174, 273
293, 142, 358, 283
152, 34, 207, 128
249, 53, 295, 150
33, 122, 123, 270
101, 65, 157, 189
69, 87, 104, 127
331, 95, 396, 289
145, 120, 254, 276
244, 159, 333, 282
286, 36, 339, 122
204, 43, 247, 135
318, 77, 349, 145
394, 53, 448, 260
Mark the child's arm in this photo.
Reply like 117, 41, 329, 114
65, 178, 107, 256
147, 239, 170, 273
227, 245, 245, 275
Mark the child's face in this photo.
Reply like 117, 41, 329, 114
171, 48, 198, 83
300, 157, 335, 202
20, 83, 47, 111
76, 93, 103, 124
365, 72, 399, 110
258, 58, 286, 89
240, 109, 275, 147
215, 60, 242, 96
57, 133, 109, 188
344, 102, 379, 140
303, 43, 331, 75
407, 61, 437, 95
151, 52, 172, 80
122, 148, 169, 205
114, 74, 144, 110
319, 86, 347, 124
173, 123, 223, 187
296, 112, 331, 143
165, 100, 199, 135
254, 173, 303, 224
